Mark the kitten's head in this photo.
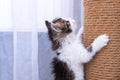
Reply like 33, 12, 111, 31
45, 18, 76, 50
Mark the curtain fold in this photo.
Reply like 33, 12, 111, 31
0, 32, 13, 80
15, 32, 32, 80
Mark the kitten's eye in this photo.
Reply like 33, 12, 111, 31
66, 21, 70, 27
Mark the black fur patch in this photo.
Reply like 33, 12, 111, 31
87, 46, 93, 52
52, 57, 75, 80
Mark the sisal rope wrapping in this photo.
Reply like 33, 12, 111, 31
83, 0, 120, 80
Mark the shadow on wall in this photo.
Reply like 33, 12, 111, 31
73, 0, 82, 32
73, 0, 81, 27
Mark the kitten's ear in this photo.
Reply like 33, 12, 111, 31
45, 20, 51, 29
51, 24, 62, 32
45, 20, 61, 32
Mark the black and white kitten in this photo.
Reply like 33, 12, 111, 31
45, 18, 109, 80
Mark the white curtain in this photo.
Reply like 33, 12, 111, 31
0, 0, 83, 80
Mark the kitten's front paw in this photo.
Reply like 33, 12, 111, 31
92, 34, 109, 52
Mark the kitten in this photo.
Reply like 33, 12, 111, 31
45, 18, 109, 80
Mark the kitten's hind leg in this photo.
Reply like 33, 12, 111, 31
76, 26, 84, 42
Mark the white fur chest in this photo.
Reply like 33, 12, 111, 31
57, 40, 87, 64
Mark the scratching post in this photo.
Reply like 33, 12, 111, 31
84, 0, 120, 80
